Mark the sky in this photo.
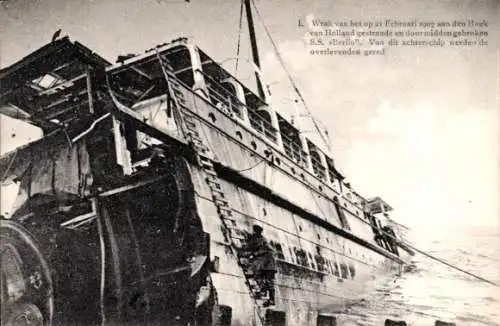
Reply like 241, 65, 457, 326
1, 0, 499, 229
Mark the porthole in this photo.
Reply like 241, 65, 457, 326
318, 185, 323, 191
262, 208, 267, 216
236, 130, 243, 139
275, 157, 281, 165
291, 167, 296, 174
317, 233, 321, 240
251, 141, 257, 150
298, 225, 303, 232
208, 112, 216, 122
300, 173, 305, 180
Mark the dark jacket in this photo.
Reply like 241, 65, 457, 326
246, 234, 276, 271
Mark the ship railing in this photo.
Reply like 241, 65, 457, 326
276, 258, 329, 275
328, 173, 342, 192
328, 170, 336, 184
195, 68, 279, 143
247, 109, 278, 142
281, 137, 308, 167
199, 77, 308, 167
196, 70, 244, 120
310, 154, 326, 181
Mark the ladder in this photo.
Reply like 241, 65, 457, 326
155, 51, 269, 325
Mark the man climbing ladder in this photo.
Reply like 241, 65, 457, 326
243, 225, 277, 307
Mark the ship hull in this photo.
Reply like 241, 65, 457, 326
0, 37, 413, 326
1, 146, 409, 326
188, 159, 409, 325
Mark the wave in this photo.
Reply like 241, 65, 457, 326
348, 228, 500, 325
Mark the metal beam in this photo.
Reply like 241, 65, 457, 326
244, 0, 265, 100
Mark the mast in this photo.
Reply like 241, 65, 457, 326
244, 0, 266, 100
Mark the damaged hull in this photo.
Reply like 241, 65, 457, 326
0, 37, 413, 326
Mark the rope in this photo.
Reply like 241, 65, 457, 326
361, 216, 500, 287
296, 174, 500, 288
234, 0, 244, 75
250, 0, 331, 151
151, 98, 166, 122
390, 233, 500, 288
193, 190, 371, 267
235, 156, 267, 172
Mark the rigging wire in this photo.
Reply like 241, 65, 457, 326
250, 0, 331, 151
151, 98, 166, 122
235, 155, 267, 172
386, 231, 500, 288
245, 0, 495, 288
234, 0, 244, 75
354, 211, 500, 287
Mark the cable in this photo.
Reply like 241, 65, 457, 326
234, 0, 244, 75
151, 98, 165, 122
393, 235, 499, 288
361, 216, 500, 288
193, 191, 369, 266
250, 0, 331, 151
234, 156, 267, 172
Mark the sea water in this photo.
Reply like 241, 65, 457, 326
337, 225, 500, 325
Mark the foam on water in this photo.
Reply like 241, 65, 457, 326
336, 225, 500, 325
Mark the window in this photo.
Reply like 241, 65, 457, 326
248, 109, 277, 142
269, 240, 285, 260
309, 149, 326, 180
294, 247, 309, 267
308, 252, 317, 270
220, 81, 244, 118
314, 252, 328, 272
329, 259, 340, 277
348, 263, 356, 279
278, 114, 307, 167
340, 262, 349, 279
109, 45, 194, 106
326, 157, 339, 186
288, 247, 295, 263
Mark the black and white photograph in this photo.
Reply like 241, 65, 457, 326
0, 0, 499, 325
